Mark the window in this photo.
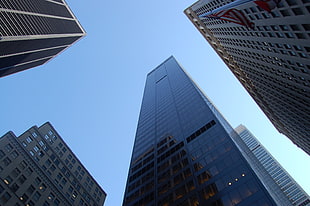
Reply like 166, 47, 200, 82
292, 8, 304, 15
19, 161, 27, 170
10, 183, 19, 192
10, 151, 19, 159
54, 198, 60, 206
20, 193, 28, 203
43, 201, 50, 206
296, 33, 305, 39
280, 9, 290, 16
0, 184, 4, 194
35, 177, 41, 186
34, 146, 39, 152
286, 0, 297, 5
50, 165, 56, 172
57, 173, 62, 180
0, 150, 5, 159
25, 167, 33, 176
61, 178, 67, 186
42, 165, 47, 171
4, 175, 13, 185
39, 151, 45, 157
39, 141, 45, 147
54, 159, 60, 166
40, 184, 47, 192
5, 144, 13, 152
33, 191, 41, 201
32, 132, 38, 138
3, 157, 11, 166
18, 175, 27, 184
48, 131, 53, 136
26, 185, 35, 195
0, 192, 11, 204
26, 136, 33, 143
290, 24, 300, 31
22, 141, 27, 147
27, 200, 35, 206
11, 168, 21, 178
72, 191, 78, 199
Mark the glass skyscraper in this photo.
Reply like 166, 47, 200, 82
0, 0, 85, 77
123, 56, 279, 205
235, 125, 310, 206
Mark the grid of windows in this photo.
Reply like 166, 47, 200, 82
235, 125, 310, 206
123, 56, 277, 205
0, 123, 106, 206
185, 0, 310, 155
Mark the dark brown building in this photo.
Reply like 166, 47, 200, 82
0, 122, 106, 206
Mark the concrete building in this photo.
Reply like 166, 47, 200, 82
0, 0, 85, 77
184, 0, 310, 155
0, 122, 106, 206
235, 124, 310, 206
123, 56, 281, 205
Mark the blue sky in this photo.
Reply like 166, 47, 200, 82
0, 0, 309, 205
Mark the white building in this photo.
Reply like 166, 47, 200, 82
235, 124, 310, 206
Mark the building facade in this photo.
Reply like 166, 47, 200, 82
123, 56, 279, 205
0, 0, 85, 77
184, 0, 310, 155
0, 122, 106, 206
235, 125, 310, 206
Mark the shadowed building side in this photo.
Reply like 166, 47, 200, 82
0, 122, 106, 206
0, 0, 86, 77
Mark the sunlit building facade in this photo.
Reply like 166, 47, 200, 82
184, 0, 310, 155
0, 0, 85, 77
0, 122, 106, 206
235, 125, 310, 206
123, 56, 278, 205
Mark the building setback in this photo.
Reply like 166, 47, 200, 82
0, 122, 106, 206
0, 0, 85, 77
123, 56, 280, 205
184, 0, 310, 155
235, 125, 310, 206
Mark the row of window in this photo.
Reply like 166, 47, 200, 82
0, 0, 71, 18
0, 11, 82, 36
22, 130, 102, 205
45, 130, 103, 203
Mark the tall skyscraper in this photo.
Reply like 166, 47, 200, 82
235, 125, 310, 206
123, 56, 282, 205
0, 0, 85, 77
184, 0, 310, 155
0, 122, 106, 206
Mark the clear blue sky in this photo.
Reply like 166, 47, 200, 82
0, 0, 309, 205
